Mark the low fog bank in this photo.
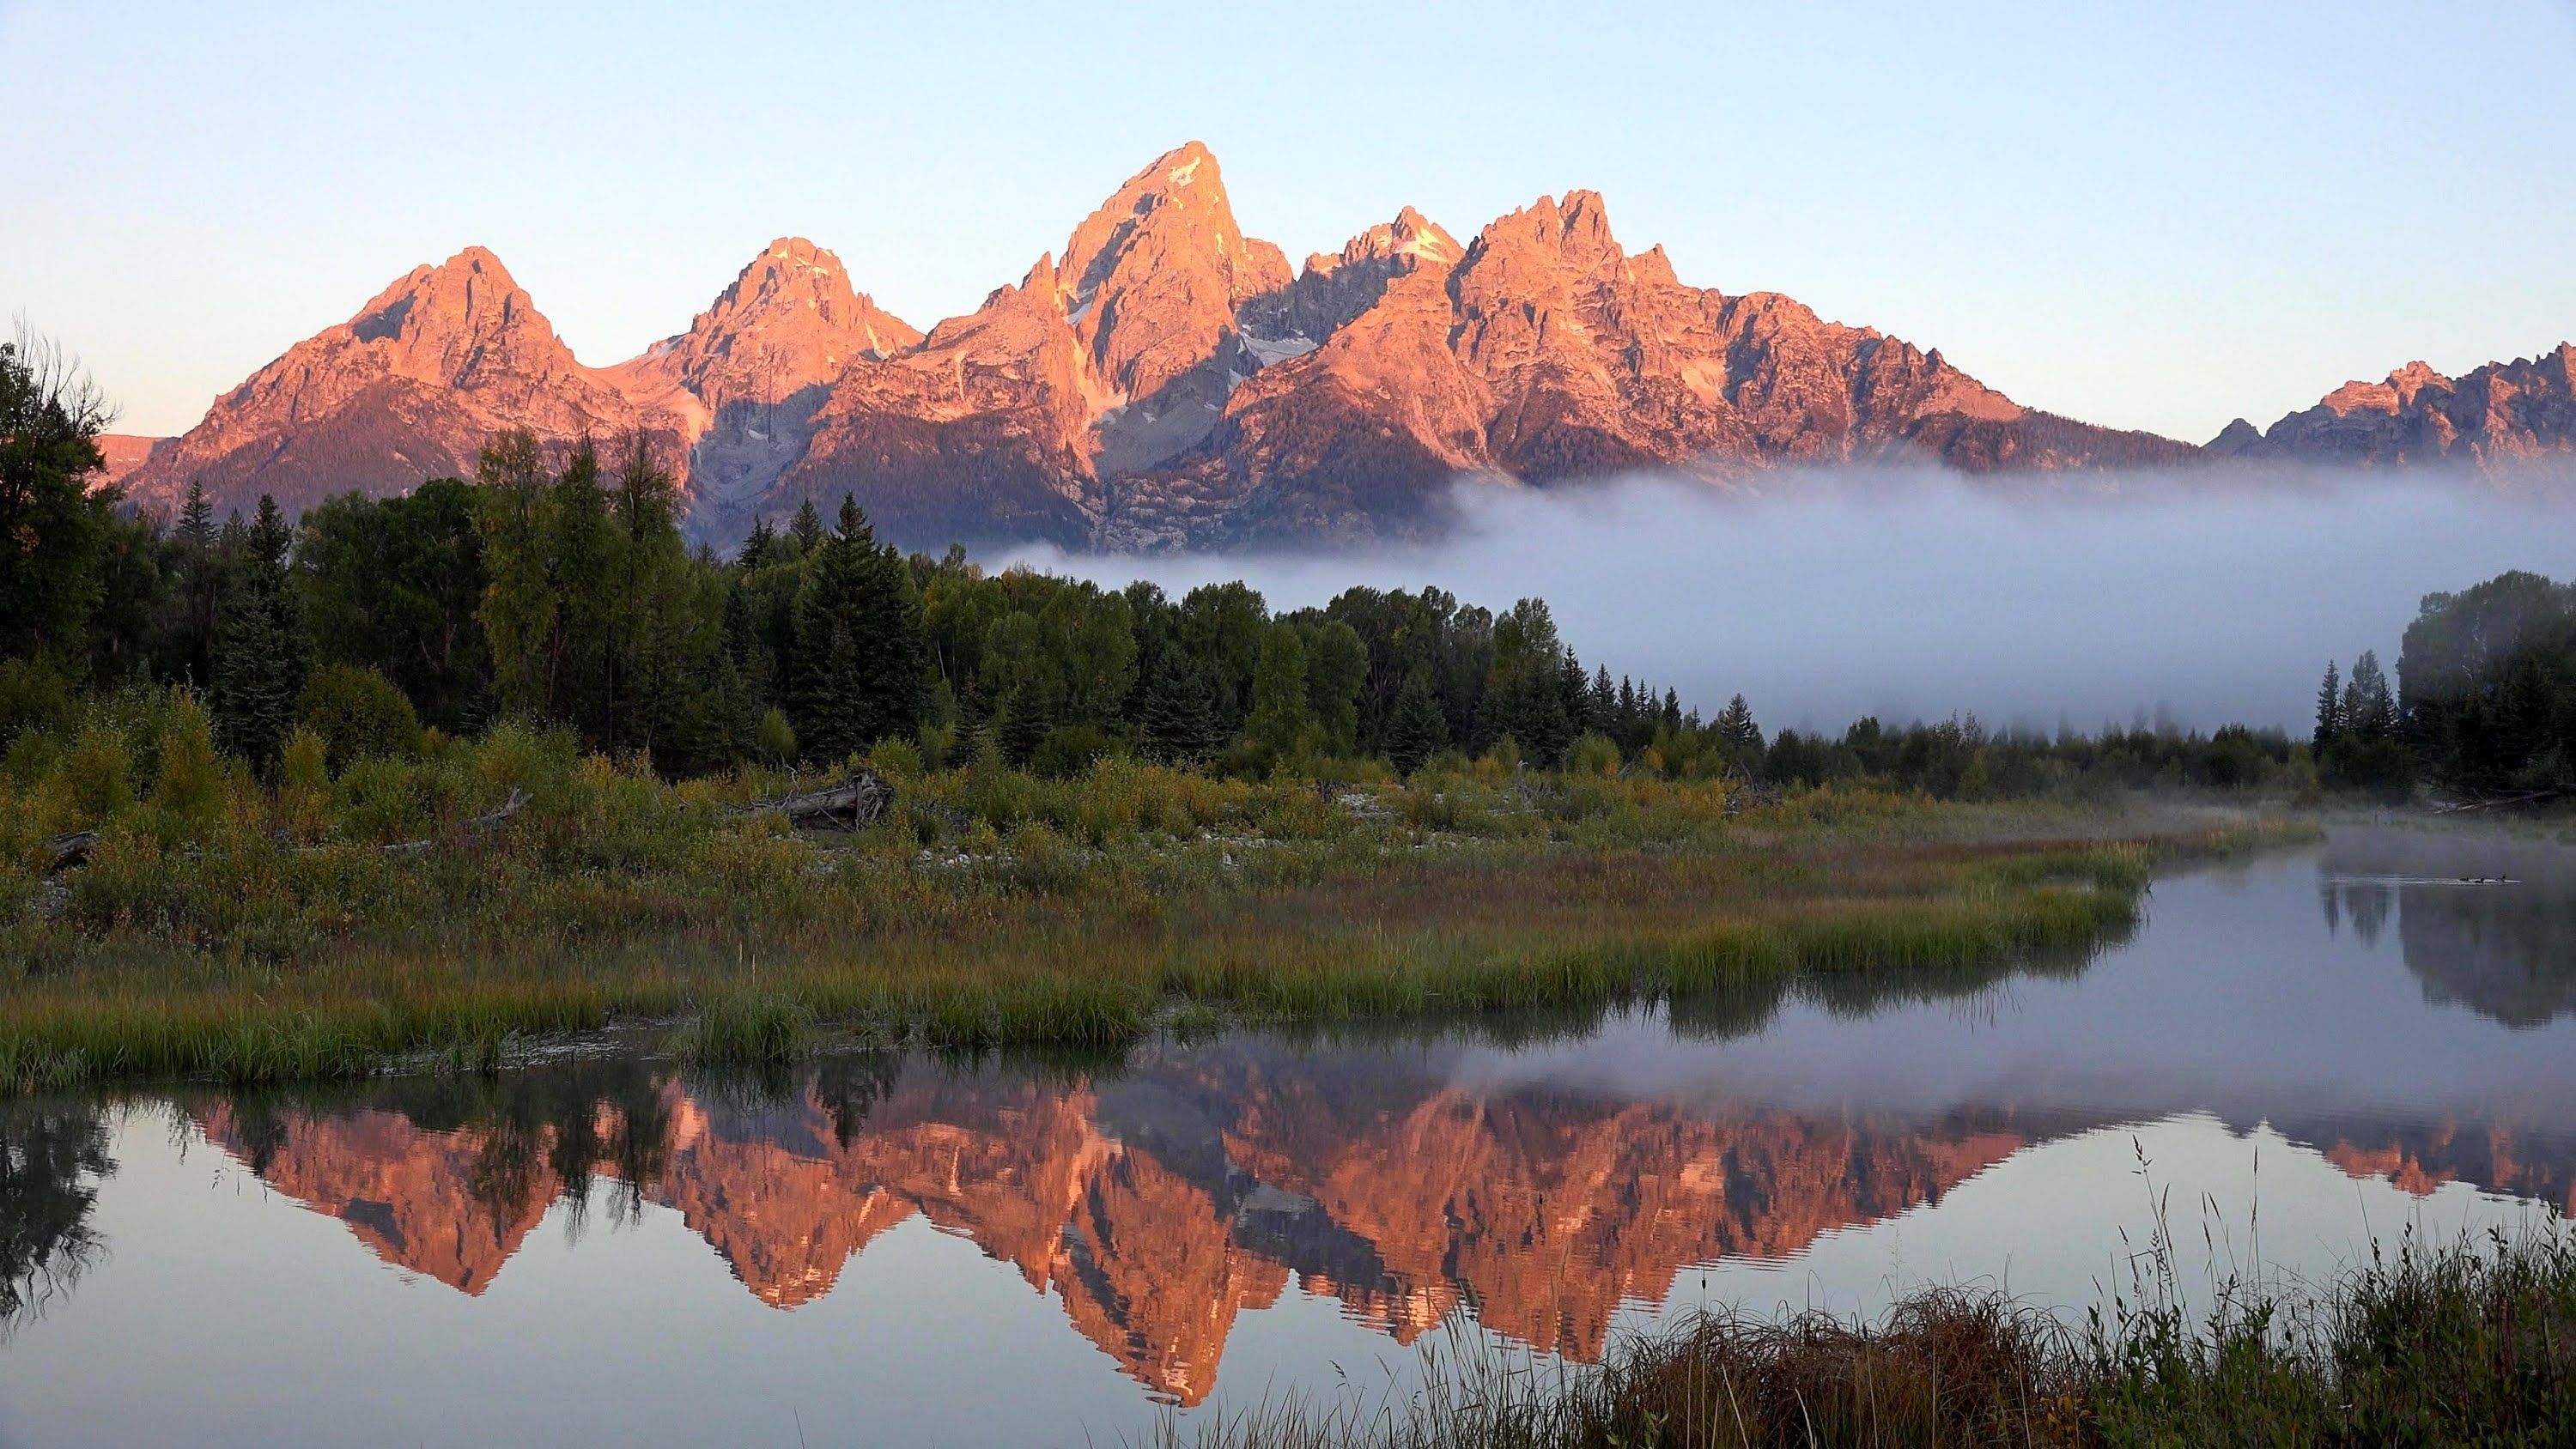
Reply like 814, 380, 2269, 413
1003, 464, 2576, 736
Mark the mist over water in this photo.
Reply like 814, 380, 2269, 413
1005, 465, 2576, 734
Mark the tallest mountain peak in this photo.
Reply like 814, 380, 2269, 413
1054, 142, 1291, 403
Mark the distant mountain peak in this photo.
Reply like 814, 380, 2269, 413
2231, 341, 2576, 466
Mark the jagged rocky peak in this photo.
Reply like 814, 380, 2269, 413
1052, 140, 1292, 403
340, 244, 574, 377
642, 236, 923, 410
120, 242, 657, 518
2232, 342, 2576, 466
2321, 359, 2453, 416
1245, 205, 1463, 359
1309, 205, 1461, 275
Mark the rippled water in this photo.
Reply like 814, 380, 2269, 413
3, 824, 2573, 1446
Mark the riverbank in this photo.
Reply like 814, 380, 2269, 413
3, 727, 2312, 1092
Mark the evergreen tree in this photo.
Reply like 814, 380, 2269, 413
2313, 659, 2344, 748
1557, 649, 1594, 738
1385, 665, 1449, 776
1135, 648, 1222, 763
169, 477, 224, 688
209, 495, 307, 767
787, 587, 862, 764
788, 497, 825, 556
1302, 619, 1368, 756
1716, 694, 1763, 754
1477, 599, 1571, 765
787, 497, 931, 761
738, 518, 779, 571
2346, 650, 2394, 739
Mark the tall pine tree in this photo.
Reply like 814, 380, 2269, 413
1385, 665, 1449, 776
209, 495, 307, 767
2313, 659, 2344, 748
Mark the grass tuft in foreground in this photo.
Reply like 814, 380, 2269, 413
1163, 1227, 2576, 1447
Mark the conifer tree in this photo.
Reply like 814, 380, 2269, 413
2313, 659, 2344, 748
1716, 694, 1763, 754
209, 494, 307, 767
1135, 648, 1222, 762
169, 477, 224, 688
788, 497, 825, 556
787, 496, 930, 762
1558, 649, 1594, 738
1386, 664, 1449, 776
2346, 650, 2394, 739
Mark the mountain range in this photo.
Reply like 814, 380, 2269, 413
107, 141, 2576, 552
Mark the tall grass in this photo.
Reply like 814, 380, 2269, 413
1155, 1225, 2576, 1447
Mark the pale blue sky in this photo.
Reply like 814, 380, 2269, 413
5, 0, 2572, 441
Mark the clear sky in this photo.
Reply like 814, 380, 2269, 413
5, 0, 2573, 441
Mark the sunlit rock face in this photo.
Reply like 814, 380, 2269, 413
2211, 344, 2576, 466
123, 248, 685, 519
136, 142, 2208, 554
605, 237, 923, 546
88, 433, 165, 490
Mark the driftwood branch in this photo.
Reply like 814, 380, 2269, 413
45, 830, 96, 875
2433, 787, 2572, 815
381, 788, 531, 857
731, 767, 895, 833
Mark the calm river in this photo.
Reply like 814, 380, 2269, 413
3, 824, 2573, 1446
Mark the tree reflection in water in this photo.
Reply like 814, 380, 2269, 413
0, 1098, 112, 1335
2322, 826, 2576, 1026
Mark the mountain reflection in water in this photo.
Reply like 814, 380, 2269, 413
7, 831, 2576, 1433
158, 1034, 2575, 1407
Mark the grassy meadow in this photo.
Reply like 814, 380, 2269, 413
3, 705, 2312, 1092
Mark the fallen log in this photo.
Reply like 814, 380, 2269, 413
731, 767, 894, 832
2433, 787, 2571, 815
45, 829, 95, 874
380, 788, 531, 857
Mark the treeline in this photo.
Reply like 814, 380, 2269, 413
2313, 569, 2576, 803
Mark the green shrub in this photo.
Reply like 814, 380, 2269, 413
297, 664, 422, 769
58, 721, 135, 827
0, 658, 73, 749
754, 707, 797, 766
1030, 723, 1121, 780
1567, 732, 1622, 778
149, 690, 225, 835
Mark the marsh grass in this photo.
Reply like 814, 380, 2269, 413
668, 992, 816, 1066
1155, 1225, 2576, 1447
0, 727, 2317, 1091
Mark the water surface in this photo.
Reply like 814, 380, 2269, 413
3, 824, 2573, 1446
